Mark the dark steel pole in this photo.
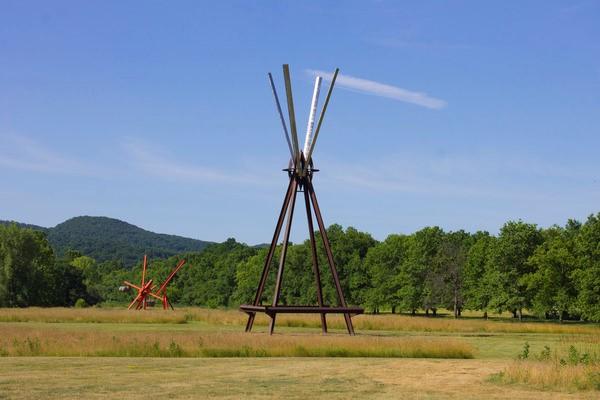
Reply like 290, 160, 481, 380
303, 182, 327, 334
282, 64, 300, 170
307, 178, 355, 335
268, 72, 294, 160
269, 178, 299, 335
245, 177, 295, 332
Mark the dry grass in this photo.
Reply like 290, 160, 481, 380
491, 340, 600, 391
0, 324, 475, 358
1, 307, 598, 335
185, 308, 600, 335
2, 357, 596, 400
0, 307, 187, 324
492, 361, 600, 391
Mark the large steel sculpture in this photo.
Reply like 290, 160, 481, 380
122, 255, 186, 310
240, 64, 363, 335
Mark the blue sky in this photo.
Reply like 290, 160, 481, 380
1, 1, 599, 244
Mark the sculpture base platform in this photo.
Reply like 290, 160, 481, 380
240, 304, 364, 316
240, 304, 364, 335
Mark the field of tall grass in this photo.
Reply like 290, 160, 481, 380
1, 307, 598, 335
0, 307, 188, 324
0, 324, 474, 358
493, 361, 600, 391
2, 307, 600, 395
491, 338, 600, 391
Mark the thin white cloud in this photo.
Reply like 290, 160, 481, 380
122, 139, 263, 185
318, 151, 600, 202
0, 134, 98, 176
306, 69, 446, 109
0, 133, 270, 187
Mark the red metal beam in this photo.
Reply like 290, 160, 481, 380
155, 259, 186, 295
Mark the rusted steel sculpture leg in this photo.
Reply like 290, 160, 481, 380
245, 177, 295, 332
241, 174, 360, 335
307, 179, 355, 335
303, 187, 327, 333
163, 295, 174, 310
269, 178, 299, 335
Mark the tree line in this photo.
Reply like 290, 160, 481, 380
1, 213, 599, 322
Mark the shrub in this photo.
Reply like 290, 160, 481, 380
74, 298, 88, 308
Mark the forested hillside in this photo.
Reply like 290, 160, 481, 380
0, 220, 48, 232
0, 216, 212, 267
1, 213, 600, 322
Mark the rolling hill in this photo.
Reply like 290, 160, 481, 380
0, 216, 213, 267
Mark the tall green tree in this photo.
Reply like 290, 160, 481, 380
488, 221, 543, 320
316, 225, 377, 306
412, 227, 445, 316
526, 221, 580, 321
363, 234, 408, 313
280, 243, 315, 305
232, 247, 274, 305
573, 213, 600, 322
463, 232, 495, 318
436, 230, 472, 318
0, 224, 55, 306
51, 258, 89, 306
380, 226, 445, 316
87, 259, 130, 304
176, 239, 257, 307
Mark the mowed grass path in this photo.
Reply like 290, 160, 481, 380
0, 357, 597, 400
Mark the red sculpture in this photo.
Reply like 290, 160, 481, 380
122, 255, 186, 310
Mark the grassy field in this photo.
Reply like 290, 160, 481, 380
3, 357, 600, 400
2, 307, 597, 334
0, 307, 599, 399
